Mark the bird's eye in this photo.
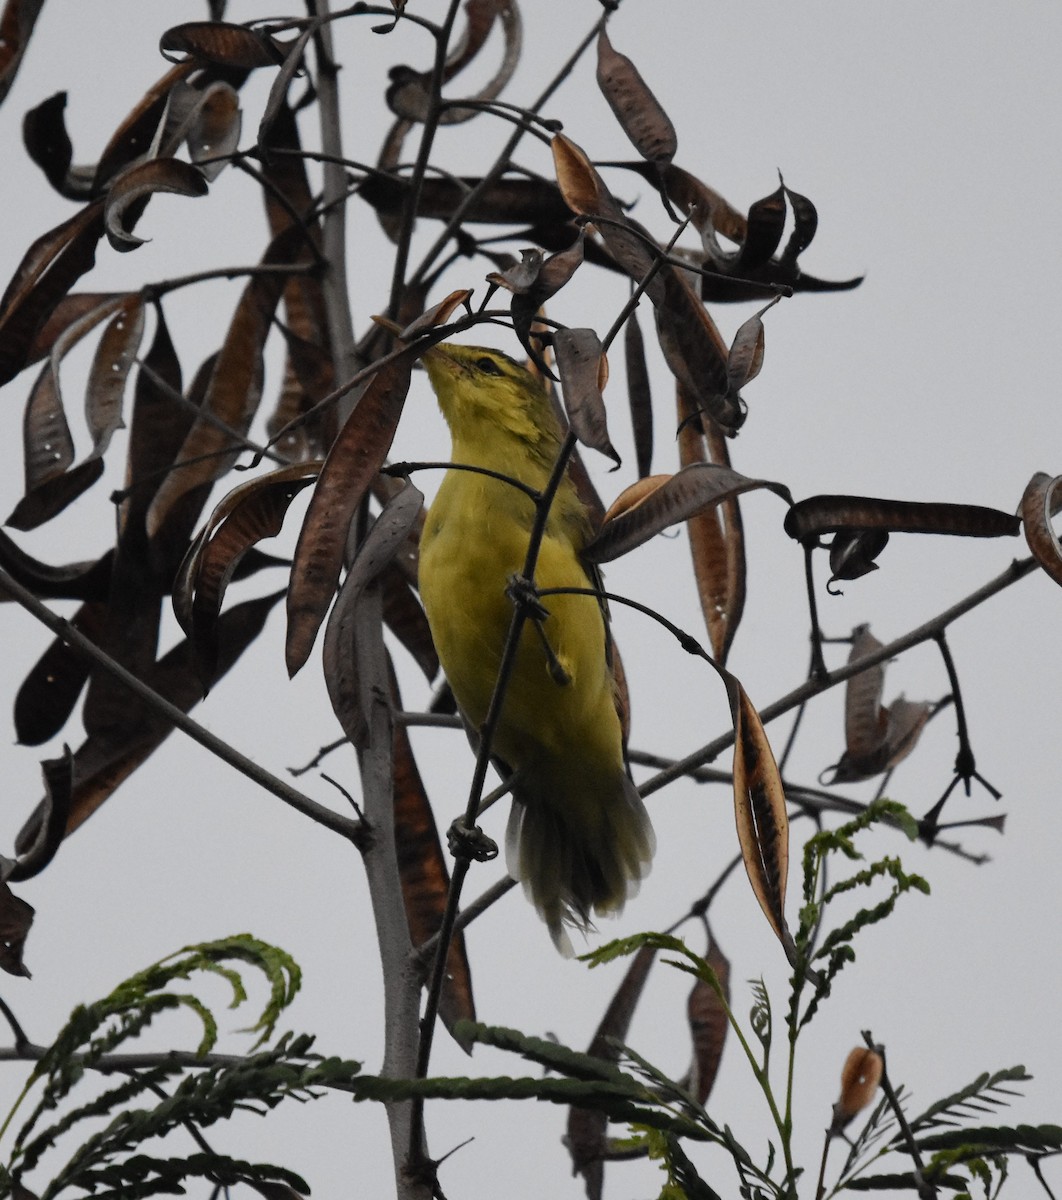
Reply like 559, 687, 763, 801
475, 356, 504, 377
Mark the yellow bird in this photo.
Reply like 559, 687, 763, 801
417, 341, 655, 953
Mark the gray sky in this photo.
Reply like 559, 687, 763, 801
0, 2, 1060, 1197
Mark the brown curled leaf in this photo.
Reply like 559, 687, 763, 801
174, 462, 323, 685
828, 528, 890, 585
738, 182, 786, 269
729, 679, 793, 960
22, 91, 93, 199
172, 81, 242, 182
95, 63, 196, 191
395, 288, 473, 341
0, 535, 111, 603
358, 172, 575, 229
586, 463, 790, 565
8, 750, 72, 882
85, 295, 145, 458
286, 350, 417, 676
554, 327, 618, 467
1021, 472, 1062, 588
160, 21, 287, 68
381, 562, 439, 681
104, 157, 209, 252
567, 943, 658, 1194
0, 201, 105, 388
0, 0, 45, 107
784, 495, 1021, 544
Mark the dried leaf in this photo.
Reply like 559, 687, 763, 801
730, 680, 792, 958
86, 295, 145, 456
103, 157, 209, 252
16, 591, 283, 846
146, 231, 301, 539
396, 288, 473, 341
389, 665, 475, 1051
596, 28, 677, 168
160, 21, 286, 68
22, 91, 92, 199
380, 562, 439, 681
782, 182, 817, 263
175, 463, 322, 684
586, 463, 790, 565
14, 603, 107, 744
0, 534, 111, 603
287, 351, 417, 675
675, 388, 746, 665
9, 750, 72, 882
554, 328, 619, 467
687, 935, 729, 1105
785, 495, 1022, 544
0, 882, 34, 978
95, 63, 195, 190
0, 201, 106, 387
0, 0, 45, 106
359, 171, 576, 231
843, 625, 888, 762
1021, 472, 1062, 588
654, 267, 742, 433
828, 529, 890, 584
727, 296, 779, 393
173, 81, 242, 181
738, 182, 786, 269
623, 310, 653, 478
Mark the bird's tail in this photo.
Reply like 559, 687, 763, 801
505, 770, 655, 956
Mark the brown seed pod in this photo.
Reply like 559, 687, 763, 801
831, 1046, 884, 1130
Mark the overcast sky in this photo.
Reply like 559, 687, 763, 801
0, 3, 1060, 1198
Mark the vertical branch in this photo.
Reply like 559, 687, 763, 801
305, 6, 429, 1196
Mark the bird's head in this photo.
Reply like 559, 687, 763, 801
422, 342, 562, 452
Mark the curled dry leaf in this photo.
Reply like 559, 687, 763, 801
103, 157, 209, 252
828, 528, 890, 585
386, 0, 521, 124
737, 182, 786, 269
86, 295, 145, 457
554, 327, 619, 467
170, 80, 242, 182
784, 494, 1022, 544
1021, 471, 1062, 588
0, 0, 45, 106
8, 750, 72, 882
396, 288, 473, 341
729, 679, 794, 960
596, 28, 677, 169
174, 462, 323, 684
0, 200, 106, 388
359, 171, 575, 230
585, 462, 790, 565
22, 91, 93, 200
286, 349, 417, 675
160, 21, 287, 68
0, 531, 111, 602
826, 626, 931, 783
95, 63, 196, 192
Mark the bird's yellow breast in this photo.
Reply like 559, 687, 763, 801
419, 467, 622, 776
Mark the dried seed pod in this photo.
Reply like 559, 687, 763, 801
831, 1046, 884, 1131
